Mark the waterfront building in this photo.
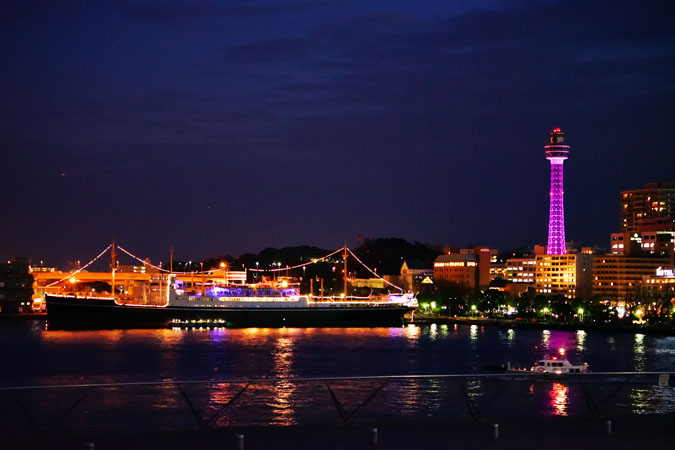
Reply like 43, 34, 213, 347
545, 128, 570, 255
610, 230, 675, 256
621, 182, 675, 234
398, 260, 433, 292
506, 256, 537, 286
0, 258, 34, 313
640, 267, 675, 307
351, 278, 386, 289
535, 253, 594, 299
433, 254, 477, 287
593, 255, 672, 303
489, 260, 507, 282
435, 246, 495, 288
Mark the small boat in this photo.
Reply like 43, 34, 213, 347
531, 355, 589, 374
505, 348, 589, 374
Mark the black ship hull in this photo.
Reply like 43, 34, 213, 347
45, 295, 414, 330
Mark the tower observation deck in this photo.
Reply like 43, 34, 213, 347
545, 128, 570, 255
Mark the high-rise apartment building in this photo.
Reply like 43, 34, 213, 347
620, 182, 675, 234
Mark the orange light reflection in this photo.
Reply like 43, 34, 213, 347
549, 382, 569, 416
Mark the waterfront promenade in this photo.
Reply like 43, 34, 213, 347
4, 414, 673, 449
413, 314, 675, 336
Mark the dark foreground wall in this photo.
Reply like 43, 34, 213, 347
3, 414, 673, 450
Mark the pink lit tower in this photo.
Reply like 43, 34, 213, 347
545, 128, 569, 255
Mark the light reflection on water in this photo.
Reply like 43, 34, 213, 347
2, 322, 674, 429
269, 336, 296, 425
576, 330, 586, 352
541, 329, 550, 349
469, 324, 478, 342
634, 333, 646, 372
549, 382, 569, 416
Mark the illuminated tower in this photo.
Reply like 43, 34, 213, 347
545, 128, 569, 255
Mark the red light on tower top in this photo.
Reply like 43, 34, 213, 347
550, 128, 565, 145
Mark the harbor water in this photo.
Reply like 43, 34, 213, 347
1, 321, 674, 435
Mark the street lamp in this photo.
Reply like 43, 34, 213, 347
578, 307, 584, 322
471, 304, 477, 318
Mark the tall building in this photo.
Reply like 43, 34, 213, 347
545, 128, 570, 255
621, 182, 675, 234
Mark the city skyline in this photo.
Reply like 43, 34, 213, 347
2, 1, 674, 266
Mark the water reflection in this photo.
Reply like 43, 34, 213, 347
576, 330, 586, 352
269, 335, 296, 425
634, 333, 646, 371
429, 323, 438, 340
469, 325, 478, 342
541, 330, 550, 349
549, 382, 569, 416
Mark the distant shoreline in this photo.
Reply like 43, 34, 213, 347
2, 313, 674, 336
412, 315, 675, 336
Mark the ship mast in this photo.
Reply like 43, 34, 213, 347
343, 244, 348, 299
169, 245, 173, 275
111, 239, 116, 299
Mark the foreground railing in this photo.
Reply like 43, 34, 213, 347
0, 372, 673, 439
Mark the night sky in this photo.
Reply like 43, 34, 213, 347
2, 0, 674, 267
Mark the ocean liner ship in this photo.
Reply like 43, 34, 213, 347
45, 280, 417, 329
44, 244, 417, 329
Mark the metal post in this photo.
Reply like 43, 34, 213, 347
493, 423, 499, 440
370, 427, 378, 446
236, 433, 244, 450
605, 420, 612, 437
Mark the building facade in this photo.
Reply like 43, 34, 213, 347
535, 253, 594, 299
621, 182, 675, 234
0, 258, 34, 313
610, 231, 675, 256
433, 254, 477, 287
506, 256, 537, 286
435, 246, 496, 288
398, 260, 433, 293
593, 255, 672, 303
640, 267, 675, 307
